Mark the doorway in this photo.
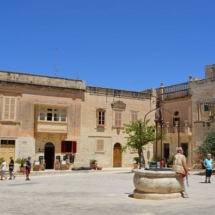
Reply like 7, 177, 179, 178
163, 143, 170, 160
181, 143, 188, 158
113, 143, 122, 167
44, 142, 55, 169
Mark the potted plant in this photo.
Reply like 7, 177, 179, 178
0, 157, 3, 165
90, 159, 97, 169
16, 158, 27, 173
167, 155, 175, 168
133, 157, 139, 169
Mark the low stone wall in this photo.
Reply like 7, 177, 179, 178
133, 169, 183, 200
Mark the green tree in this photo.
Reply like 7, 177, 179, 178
198, 128, 215, 157
122, 119, 158, 169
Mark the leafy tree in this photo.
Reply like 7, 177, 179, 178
122, 119, 158, 169
198, 128, 215, 157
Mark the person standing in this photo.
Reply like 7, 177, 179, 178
172, 147, 189, 198
25, 156, 31, 180
8, 157, 16, 180
0, 158, 7, 180
204, 153, 213, 183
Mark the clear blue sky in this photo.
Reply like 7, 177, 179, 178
1, 1, 215, 91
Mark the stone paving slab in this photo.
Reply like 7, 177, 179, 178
0, 169, 214, 215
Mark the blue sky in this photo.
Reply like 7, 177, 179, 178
1, 1, 215, 91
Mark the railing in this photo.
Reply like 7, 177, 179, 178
164, 82, 189, 93
162, 126, 192, 134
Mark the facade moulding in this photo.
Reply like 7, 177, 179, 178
0, 80, 86, 91
86, 86, 152, 100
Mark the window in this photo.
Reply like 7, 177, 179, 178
61, 141, 77, 153
96, 139, 104, 152
38, 107, 67, 122
1, 140, 15, 145
131, 112, 138, 123
3, 97, 17, 120
173, 117, 180, 126
204, 105, 209, 112
97, 109, 105, 126
115, 111, 122, 127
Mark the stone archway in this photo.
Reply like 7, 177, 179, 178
44, 142, 55, 169
113, 143, 122, 167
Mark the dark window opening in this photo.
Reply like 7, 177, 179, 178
204, 105, 209, 112
61, 141, 77, 153
1, 140, 15, 145
47, 113, 52, 121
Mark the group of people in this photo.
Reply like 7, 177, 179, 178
0, 156, 32, 181
173, 147, 213, 198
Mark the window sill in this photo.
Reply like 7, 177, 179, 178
112, 126, 124, 130
96, 125, 105, 130
0, 120, 21, 125
37, 120, 67, 124
95, 151, 105, 154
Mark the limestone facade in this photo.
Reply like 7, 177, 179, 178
157, 64, 215, 166
80, 86, 156, 168
0, 70, 156, 169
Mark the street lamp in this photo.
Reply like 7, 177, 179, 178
142, 99, 163, 169
175, 121, 180, 147
143, 99, 173, 170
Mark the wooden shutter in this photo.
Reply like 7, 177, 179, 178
61, 141, 66, 153
72, 141, 77, 153
4, 97, 10, 120
3, 97, 16, 120
131, 112, 138, 123
97, 140, 104, 151
115, 111, 122, 127
10, 97, 16, 120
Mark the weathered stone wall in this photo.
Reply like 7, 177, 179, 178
79, 87, 156, 168
0, 70, 86, 90
0, 75, 84, 164
205, 64, 215, 79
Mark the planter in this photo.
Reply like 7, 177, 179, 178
133, 163, 139, 169
19, 166, 26, 174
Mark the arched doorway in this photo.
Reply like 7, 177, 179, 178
113, 143, 122, 167
44, 142, 55, 169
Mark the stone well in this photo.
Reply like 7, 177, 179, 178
133, 169, 183, 200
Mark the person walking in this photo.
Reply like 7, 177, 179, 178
172, 147, 189, 198
8, 157, 16, 180
204, 153, 213, 183
25, 156, 31, 180
0, 158, 7, 180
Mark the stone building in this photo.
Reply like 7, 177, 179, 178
156, 64, 215, 166
0, 70, 156, 169
0, 70, 84, 169
79, 86, 156, 168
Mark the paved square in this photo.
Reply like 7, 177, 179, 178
0, 170, 214, 215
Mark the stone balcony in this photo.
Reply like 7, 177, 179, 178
163, 121, 192, 136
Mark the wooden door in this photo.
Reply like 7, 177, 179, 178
113, 143, 122, 167
0, 144, 15, 163
45, 142, 55, 169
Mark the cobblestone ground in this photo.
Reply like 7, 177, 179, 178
0, 170, 215, 215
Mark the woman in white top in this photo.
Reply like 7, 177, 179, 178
0, 159, 7, 180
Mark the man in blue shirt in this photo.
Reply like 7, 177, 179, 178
204, 153, 213, 183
